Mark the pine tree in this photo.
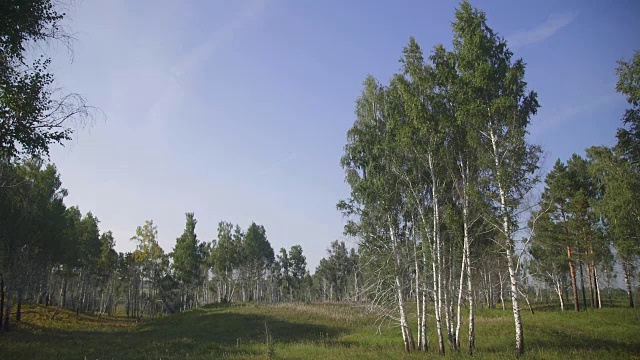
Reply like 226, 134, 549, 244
172, 213, 201, 309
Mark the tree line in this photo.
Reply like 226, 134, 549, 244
337, 1, 639, 357
0, 157, 335, 330
0, 156, 369, 332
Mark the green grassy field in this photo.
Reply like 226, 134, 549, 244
0, 302, 639, 359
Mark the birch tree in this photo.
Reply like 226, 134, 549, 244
451, 1, 541, 355
339, 76, 416, 352
395, 39, 449, 354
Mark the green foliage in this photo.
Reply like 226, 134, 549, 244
0, 159, 66, 277
587, 146, 640, 270
99, 231, 117, 275
615, 50, 640, 166
213, 221, 236, 275
243, 222, 275, 272
0, 0, 90, 159
171, 213, 201, 286
78, 212, 101, 267
452, 0, 541, 214
130, 220, 163, 268
288, 245, 307, 285
315, 241, 357, 301
0, 0, 64, 63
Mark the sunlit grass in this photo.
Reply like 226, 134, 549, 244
0, 302, 638, 359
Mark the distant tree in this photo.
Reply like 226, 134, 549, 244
98, 231, 117, 315
99, 231, 117, 277
131, 220, 164, 277
172, 213, 201, 310
288, 245, 307, 300
314, 241, 358, 302
528, 211, 570, 311
213, 221, 237, 302
587, 146, 640, 308
130, 220, 163, 317
539, 160, 581, 311
78, 212, 101, 270
243, 222, 274, 301
276, 247, 290, 300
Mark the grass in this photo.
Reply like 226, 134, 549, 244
0, 302, 639, 359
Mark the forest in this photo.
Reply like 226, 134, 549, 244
1, 1, 639, 359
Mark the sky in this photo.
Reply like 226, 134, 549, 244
47, 0, 640, 270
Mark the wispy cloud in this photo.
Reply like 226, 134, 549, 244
170, 0, 265, 79
146, 0, 266, 129
260, 152, 298, 177
531, 94, 616, 136
508, 11, 578, 48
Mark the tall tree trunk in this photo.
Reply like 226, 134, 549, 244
505, 242, 524, 357
587, 262, 595, 309
429, 153, 445, 355
454, 161, 476, 353
397, 275, 414, 353
126, 284, 130, 318
556, 278, 564, 311
15, 281, 24, 323
3, 281, 11, 331
464, 212, 475, 354
443, 261, 453, 350
414, 239, 423, 351
622, 261, 635, 308
61, 276, 67, 308
488, 272, 494, 308
567, 246, 579, 312
0, 274, 4, 331
499, 272, 506, 311
45, 268, 52, 306
16, 288, 22, 322
594, 265, 602, 309
455, 244, 466, 351
389, 221, 414, 352
432, 211, 445, 355
577, 253, 587, 310
561, 209, 580, 312
491, 129, 524, 357
421, 247, 429, 352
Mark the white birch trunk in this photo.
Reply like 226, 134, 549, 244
455, 244, 466, 350
555, 277, 564, 311
443, 271, 452, 348
491, 129, 524, 356
428, 153, 446, 355
499, 272, 505, 311
594, 267, 602, 309
414, 239, 423, 350
460, 166, 475, 353
466, 233, 475, 353
397, 275, 412, 353
421, 245, 429, 352
389, 221, 414, 352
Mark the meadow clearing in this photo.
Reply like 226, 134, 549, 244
1, 301, 638, 359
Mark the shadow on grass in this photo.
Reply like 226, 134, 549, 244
526, 326, 640, 354
0, 306, 349, 360
140, 307, 347, 343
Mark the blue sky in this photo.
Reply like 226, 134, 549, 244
48, 0, 640, 270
